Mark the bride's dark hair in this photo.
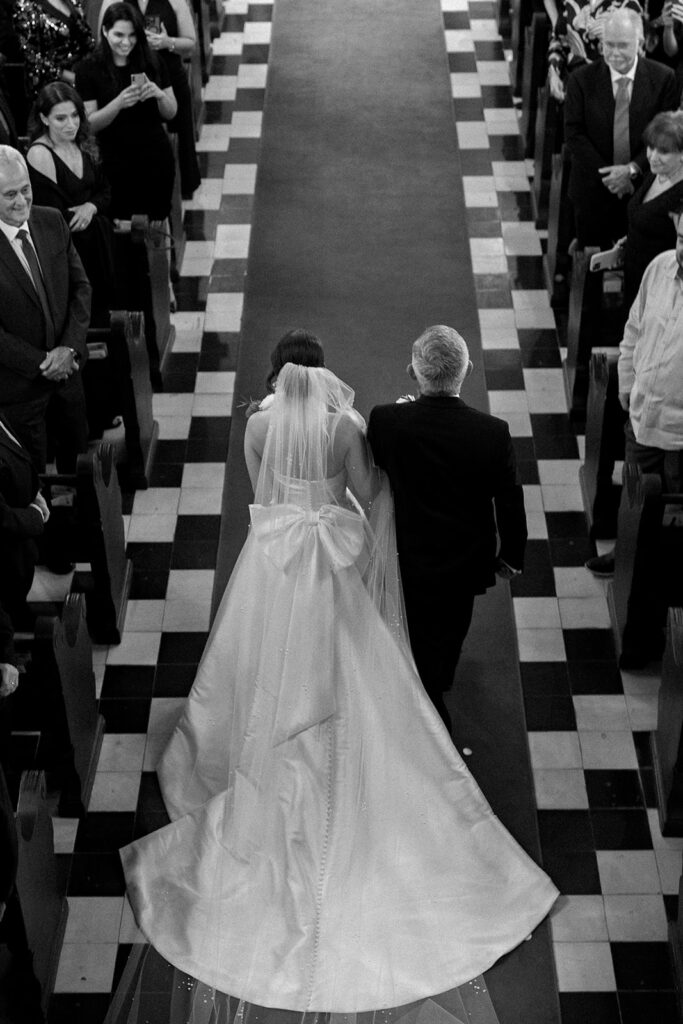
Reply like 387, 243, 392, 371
266, 329, 324, 392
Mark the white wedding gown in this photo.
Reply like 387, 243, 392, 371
118, 367, 558, 1023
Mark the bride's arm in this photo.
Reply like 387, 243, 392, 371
339, 412, 382, 510
244, 413, 268, 491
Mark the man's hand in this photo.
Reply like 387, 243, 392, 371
599, 165, 634, 197
619, 391, 631, 411
548, 66, 565, 102
68, 201, 97, 232
0, 662, 19, 698
39, 346, 78, 382
496, 558, 521, 580
32, 491, 50, 523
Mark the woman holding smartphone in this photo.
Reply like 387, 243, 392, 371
74, 1, 177, 222
98, 0, 200, 199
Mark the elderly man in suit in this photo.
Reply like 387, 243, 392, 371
0, 145, 90, 473
367, 326, 527, 730
565, 8, 678, 250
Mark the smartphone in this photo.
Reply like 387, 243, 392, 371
590, 245, 624, 273
145, 15, 161, 32
131, 72, 147, 87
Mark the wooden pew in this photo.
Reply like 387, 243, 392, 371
652, 608, 683, 837
563, 245, 600, 417
45, 444, 132, 645
83, 310, 159, 490
14, 770, 68, 1015
607, 465, 683, 665
579, 350, 624, 539
193, 0, 213, 85
168, 134, 187, 279
543, 145, 571, 300
520, 13, 550, 159
532, 85, 562, 229
509, 0, 535, 97
114, 216, 176, 389
495, 0, 512, 35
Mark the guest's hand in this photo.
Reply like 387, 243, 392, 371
672, 2, 683, 21
118, 83, 142, 109
39, 346, 78, 381
396, 394, 416, 403
599, 164, 633, 196
68, 201, 97, 232
32, 491, 50, 523
0, 662, 19, 698
146, 22, 170, 50
139, 78, 165, 103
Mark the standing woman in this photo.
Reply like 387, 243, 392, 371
26, 82, 117, 325
74, 2, 177, 223
98, 0, 200, 199
12, 0, 94, 97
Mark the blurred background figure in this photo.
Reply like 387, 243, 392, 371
12, 0, 93, 98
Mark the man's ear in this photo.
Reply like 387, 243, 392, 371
407, 362, 416, 380
465, 360, 473, 378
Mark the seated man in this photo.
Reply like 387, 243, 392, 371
0, 145, 90, 473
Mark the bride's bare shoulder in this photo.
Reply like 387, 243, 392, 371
334, 407, 367, 437
244, 405, 271, 451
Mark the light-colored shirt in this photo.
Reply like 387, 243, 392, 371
0, 219, 38, 280
619, 249, 683, 450
609, 59, 637, 101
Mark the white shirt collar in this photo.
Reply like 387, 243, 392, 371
0, 218, 29, 244
609, 57, 638, 87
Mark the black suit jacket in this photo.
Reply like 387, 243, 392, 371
0, 205, 91, 405
367, 397, 527, 592
565, 57, 679, 200
0, 414, 43, 608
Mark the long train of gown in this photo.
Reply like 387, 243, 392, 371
121, 472, 558, 1015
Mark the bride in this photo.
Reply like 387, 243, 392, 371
111, 333, 558, 1024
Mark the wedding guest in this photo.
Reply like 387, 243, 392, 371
12, 0, 94, 97
27, 82, 117, 326
74, 2, 177, 222
98, 0, 200, 199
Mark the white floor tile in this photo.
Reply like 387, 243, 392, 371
477, 61, 510, 85
462, 175, 498, 207
451, 73, 482, 98
88, 771, 141, 812
550, 896, 608, 941
655, 847, 683, 893
205, 292, 244, 332
625, 692, 659, 730
97, 734, 146, 772
603, 894, 668, 940
487, 390, 528, 414
573, 696, 631, 730
230, 111, 262, 137
124, 599, 166, 633
237, 64, 267, 89
517, 628, 567, 661
222, 164, 257, 194
192, 393, 233, 416
529, 731, 583, 769
554, 941, 616, 991
119, 895, 146, 943
195, 371, 236, 394
54, 941, 118, 993
578, 730, 638, 769
537, 459, 582, 485
513, 597, 561, 629
469, 19, 502, 40
483, 108, 519, 135
203, 76, 237, 101
444, 29, 475, 52
126, 513, 177, 543
182, 463, 226, 488
64, 897, 124, 944
215, 223, 251, 258
558, 597, 611, 630
148, 697, 186, 735
243, 21, 271, 44
196, 124, 231, 152
106, 632, 161, 666
526, 511, 549, 539
502, 221, 542, 256
456, 122, 488, 148
554, 567, 604, 598
53, 817, 80, 855
132, 488, 181, 515
534, 768, 589, 809
178, 487, 224, 515
540, 484, 585, 512
597, 851, 661, 894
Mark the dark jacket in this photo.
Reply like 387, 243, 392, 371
0, 204, 91, 405
367, 396, 527, 591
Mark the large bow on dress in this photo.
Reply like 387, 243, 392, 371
249, 503, 366, 572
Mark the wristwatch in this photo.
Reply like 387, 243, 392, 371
67, 347, 80, 365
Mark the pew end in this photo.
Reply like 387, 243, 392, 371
578, 349, 622, 540
652, 608, 683, 838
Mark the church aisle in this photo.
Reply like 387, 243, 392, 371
44, 2, 679, 1022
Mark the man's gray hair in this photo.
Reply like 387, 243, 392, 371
412, 325, 470, 395
603, 8, 644, 41
0, 145, 27, 176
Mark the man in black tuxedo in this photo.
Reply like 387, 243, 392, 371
367, 326, 527, 729
564, 9, 678, 249
0, 145, 90, 472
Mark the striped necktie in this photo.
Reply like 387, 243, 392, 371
613, 76, 631, 166
16, 228, 55, 349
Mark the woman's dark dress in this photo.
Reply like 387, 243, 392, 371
28, 143, 117, 325
623, 172, 683, 309
74, 55, 175, 221
136, 0, 200, 198
13, 0, 93, 96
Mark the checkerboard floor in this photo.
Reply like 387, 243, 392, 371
43, 2, 681, 1022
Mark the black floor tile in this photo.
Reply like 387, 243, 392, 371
563, 629, 617, 662
541, 849, 603, 894
473, 40, 506, 60
458, 150, 493, 175
487, 136, 525, 160
154, 440, 188, 464
134, 809, 172, 842
452, 98, 485, 120
247, 6, 272, 20
559, 992, 620, 1024
512, 437, 535, 462
174, 514, 221, 542
532, 430, 578, 456
497, 191, 534, 220
511, 540, 555, 595
188, 416, 230, 441
220, 195, 254, 221
74, 811, 136, 853
473, 286, 513, 308
568, 660, 624, 695
483, 349, 524, 389
233, 88, 266, 110
633, 731, 654, 767
125, 543, 173, 571
98, 699, 151, 734
170, 540, 220, 569
515, 458, 540, 485
618, 990, 680, 1024
584, 769, 645, 809
520, 662, 571, 696
481, 85, 514, 107
443, 11, 470, 28
154, 662, 197, 697
209, 258, 248, 290
590, 808, 653, 849
129, 569, 169, 600
465, 211, 501, 235
523, 693, 576, 730
67, 851, 126, 895
203, 100, 234, 123
507, 255, 546, 289
610, 942, 675, 991
157, 632, 209, 664
48, 993, 112, 1024
209, 54, 241, 75
196, 151, 229, 178
226, 138, 261, 163
448, 52, 477, 72
100, 666, 155, 700
137, 771, 168, 816
549, 535, 594, 566
639, 767, 658, 807
185, 437, 230, 461
544, 512, 588, 539
148, 462, 184, 488
183, 210, 221, 241
538, 809, 595, 850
